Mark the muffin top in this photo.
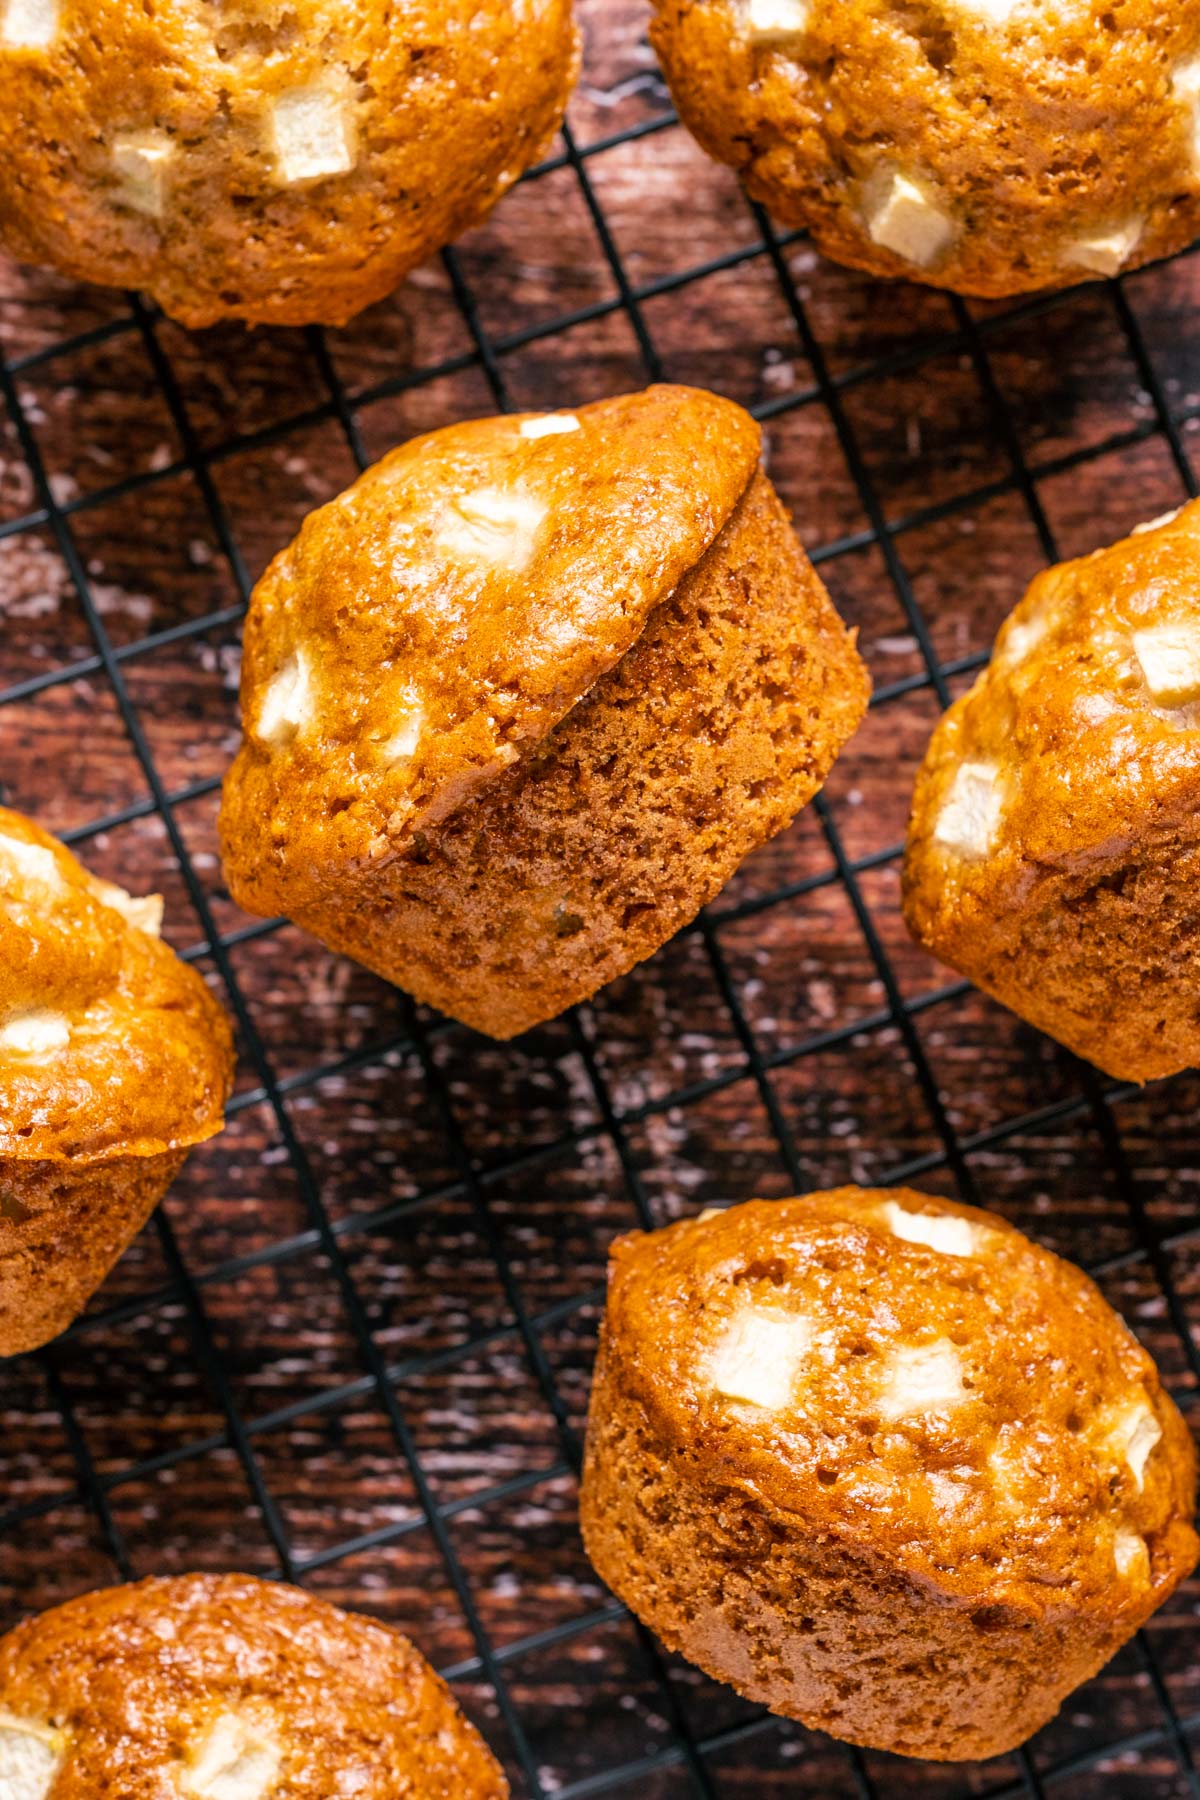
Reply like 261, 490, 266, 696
603, 1189, 1197, 1613
0, 1573, 507, 1799
0, 0, 578, 327
0, 808, 233, 1164
905, 501, 1200, 904
650, 1, 1200, 295
221, 385, 762, 905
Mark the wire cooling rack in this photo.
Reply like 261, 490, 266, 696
3, 6, 1200, 1795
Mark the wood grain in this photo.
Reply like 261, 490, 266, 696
2, 3, 1200, 1792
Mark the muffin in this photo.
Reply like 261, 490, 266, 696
904, 501, 1200, 1084
219, 385, 869, 1040
0, 0, 579, 328
0, 1572, 507, 1797
0, 808, 234, 1355
650, 1, 1200, 297
580, 1188, 1198, 1762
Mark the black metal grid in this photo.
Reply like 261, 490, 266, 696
3, 13, 1200, 1796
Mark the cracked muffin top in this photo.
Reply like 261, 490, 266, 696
904, 501, 1200, 899
220, 385, 763, 905
650, 0, 1200, 296
602, 1189, 1197, 1614
0, 807, 233, 1164
0, 0, 579, 327
0, 1573, 507, 1799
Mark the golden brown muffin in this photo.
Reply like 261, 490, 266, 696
650, 1, 1200, 297
903, 502, 1200, 1085
219, 385, 869, 1040
0, 0, 579, 329
0, 808, 234, 1355
580, 1188, 1198, 1763
0, 1572, 508, 1798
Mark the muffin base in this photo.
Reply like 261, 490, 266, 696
580, 1326, 1193, 1762
903, 772, 1200, 1085
285, 470, 868, 1038
0, 1148, 186, 1355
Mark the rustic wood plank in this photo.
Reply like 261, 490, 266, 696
2, 3, 1200, 1792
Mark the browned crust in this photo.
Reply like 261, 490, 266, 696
271, 466, 868, 1037
0, 807, 235, 1163
580, 1189, 1199, 1761
0, 806, 234, 1353
0, 1572, 509, 1797
650, 0, 1200, 298
902, 500, 1200, 1084
219, 387, 766, 898
0, 0, 580, 329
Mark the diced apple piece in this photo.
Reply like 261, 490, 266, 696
932, 761, 1004, 859
1173, 56, 1200, 173
866, 171, 957, 268
1132, 621, 1200, 706
0, 835, 61, 888
0, 1010, 70, 1057
879, 1201, 983, 1258
1113, 1528, 1149, 1580
950, 0, 1020, 18
271, 86, 355, 186
1132, 508, 1184, 538
382, 703, 423, 766
877, 1341, 966, 1419
740, 0, 808, 45
437, 487, 548, 573
91, 877, 164, 937
112, 131, 174, 218
709, 1305, 812, 1411
1068, 217, 1144, 278
1103, 1398, 1162, 1492
998, 608, 1051, 665
1, 0, 58, 48
257, 652, 313, 747
183, 1712, 282, 1800
0, 1714, 62, 1800
519, 414, 581, 440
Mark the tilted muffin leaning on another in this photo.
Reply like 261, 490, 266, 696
220, 384, 870, 1039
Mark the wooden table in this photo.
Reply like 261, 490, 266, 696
2, 4, 1199, 1793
